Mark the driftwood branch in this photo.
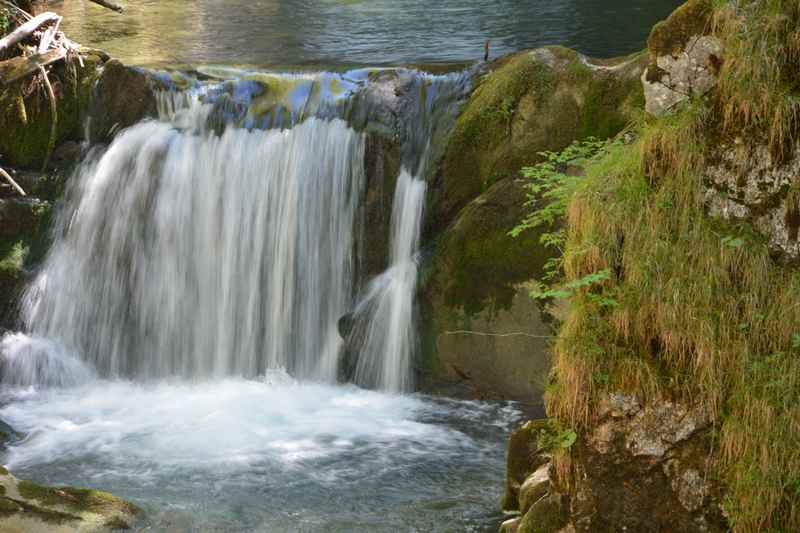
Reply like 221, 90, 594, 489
0, 167, 27, 196
0, 48, 66, 84
39, 65, 57, 172
0, 11, 60, 54
88, 0, 124, 13
37, 15, 62, 54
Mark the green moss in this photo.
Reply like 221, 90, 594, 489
517, 494, 567, 533
0, 496, 80, 525
0, 55, 101, 169
18, 480, 140, 517
647, 0, 713, 58
431, 46, 645, 236
434, 179, 550, 315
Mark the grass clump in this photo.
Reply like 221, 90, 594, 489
514, 1, 800, 529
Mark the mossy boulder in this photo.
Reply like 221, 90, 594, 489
647, 0, 713, 60
502, 420, 553, 512
0, 53, 103, 169
426, 46, 645, 235
418, 178, 553, 400
0, 197, 52, 328
418, 47, 645, 399
0, 470, 140, 531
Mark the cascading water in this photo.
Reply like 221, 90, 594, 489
352, 170, 426, 392
4, 67, 470, 389
16, 112, 364, 382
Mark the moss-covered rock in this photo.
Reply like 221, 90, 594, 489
647, 0, 713, 60
502, 420, 553, 512
426, 46, 645, 235
517, 494, 567, 533
0, 53, 103, 169
418, 178, 553, 400
0, 470, 140, 531
419, 47, 645, 400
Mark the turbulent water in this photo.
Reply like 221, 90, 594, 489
0, 376, 522, 531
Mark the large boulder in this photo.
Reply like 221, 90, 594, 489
420, 47, 645, 400
0, 468, 140, 532
426, 46, 645, 236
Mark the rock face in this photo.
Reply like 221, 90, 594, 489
89, 60, 158, 143
502, 400, 727, 533
641, 0, 721, 116
0, 468, 140, 532
420, 47, 645, 401
0, 196, 52, 329
705, 143, 800, 261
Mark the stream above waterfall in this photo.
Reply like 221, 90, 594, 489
45, 0, 684, 67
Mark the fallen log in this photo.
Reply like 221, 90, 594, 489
88, 0, 124, 13
0, 11, 60, 55
0, 48, 66, 84
0, 167, 27, 196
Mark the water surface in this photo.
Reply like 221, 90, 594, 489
1, 376, 522, 532
46, 0, 684, 67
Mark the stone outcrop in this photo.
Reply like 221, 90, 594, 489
89, 59, 158, 143
641, 0, 721, 116
420, 47, 645, 401
0, 468, 140, 532
705, 143, 800, 261
501, 399, 728, 533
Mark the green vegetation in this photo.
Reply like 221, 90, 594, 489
516, 1, 800, 530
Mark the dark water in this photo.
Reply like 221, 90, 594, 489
44, 0, 683, 67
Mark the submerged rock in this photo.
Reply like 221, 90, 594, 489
0, 469, 140, 532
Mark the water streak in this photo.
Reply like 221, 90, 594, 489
353, 171, 426, 392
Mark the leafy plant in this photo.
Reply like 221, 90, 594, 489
511, 137, 618, 290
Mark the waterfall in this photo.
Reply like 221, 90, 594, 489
352, 171, 426, 392
19, 110, 364, 381
2, 68, 472, 390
